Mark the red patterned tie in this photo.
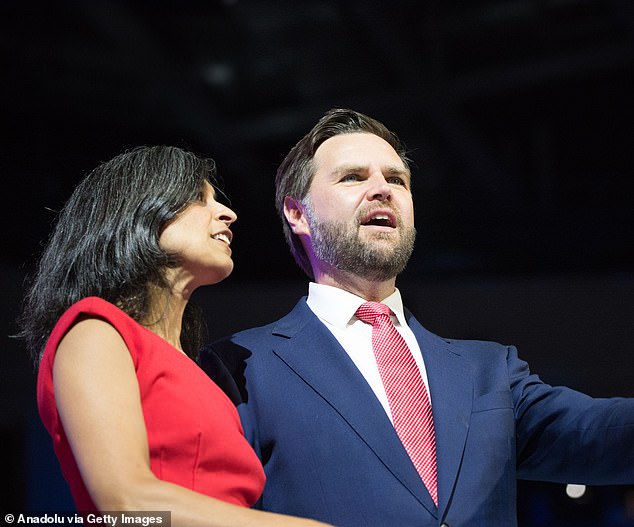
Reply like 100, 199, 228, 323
356, 301, 438, 506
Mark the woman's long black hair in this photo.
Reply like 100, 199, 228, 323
19, 145, 217, 364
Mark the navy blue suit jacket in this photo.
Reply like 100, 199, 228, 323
201, 298, 634, 526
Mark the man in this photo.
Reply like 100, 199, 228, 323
201, 108, 634, 526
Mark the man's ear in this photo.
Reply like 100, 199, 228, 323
283, 196, 310, 236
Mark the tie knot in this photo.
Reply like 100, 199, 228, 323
355, 301, 393, 325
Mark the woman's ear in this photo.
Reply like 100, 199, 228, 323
283, 196, 310, 236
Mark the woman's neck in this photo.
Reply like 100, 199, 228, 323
144, 286, 188, 352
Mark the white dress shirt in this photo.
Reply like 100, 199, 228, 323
306, 282, 432, 422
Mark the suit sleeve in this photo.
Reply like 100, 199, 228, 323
508, 345, 634, 484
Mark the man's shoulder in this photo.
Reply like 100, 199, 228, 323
213, 296, 312, 347
443, 336, 513, 354
225, 322, 279, 345
405, 309, 512, 357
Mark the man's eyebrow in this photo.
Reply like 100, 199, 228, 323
385, 166, 410, 177
330, 164, 410, 177
330, 164, 366, 177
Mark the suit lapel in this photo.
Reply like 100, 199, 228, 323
271, 301, 438, 515
407, 313, 473, 517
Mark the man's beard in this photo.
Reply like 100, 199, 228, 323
304, 201, 416, 282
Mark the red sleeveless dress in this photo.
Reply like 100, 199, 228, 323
37, 296, 265, 511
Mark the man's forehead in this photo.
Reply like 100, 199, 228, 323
314, 133, 406, 170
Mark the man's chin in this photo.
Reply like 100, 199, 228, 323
359, 230, 401, 246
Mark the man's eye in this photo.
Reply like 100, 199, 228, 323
341, 174, 360, 182
387, 176, 405, 186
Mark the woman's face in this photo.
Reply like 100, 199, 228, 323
159, 181, 237, 292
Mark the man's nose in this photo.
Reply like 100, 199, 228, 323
365, 173, 391, 201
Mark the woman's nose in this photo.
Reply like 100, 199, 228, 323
216, 204, 237, 225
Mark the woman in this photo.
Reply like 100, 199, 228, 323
19, 146, 331, 526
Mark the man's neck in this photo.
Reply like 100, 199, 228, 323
314, 269, 397, 302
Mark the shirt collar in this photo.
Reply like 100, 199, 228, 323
307, 282, 407, 329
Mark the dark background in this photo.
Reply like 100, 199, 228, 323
2, 1, 634, 524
